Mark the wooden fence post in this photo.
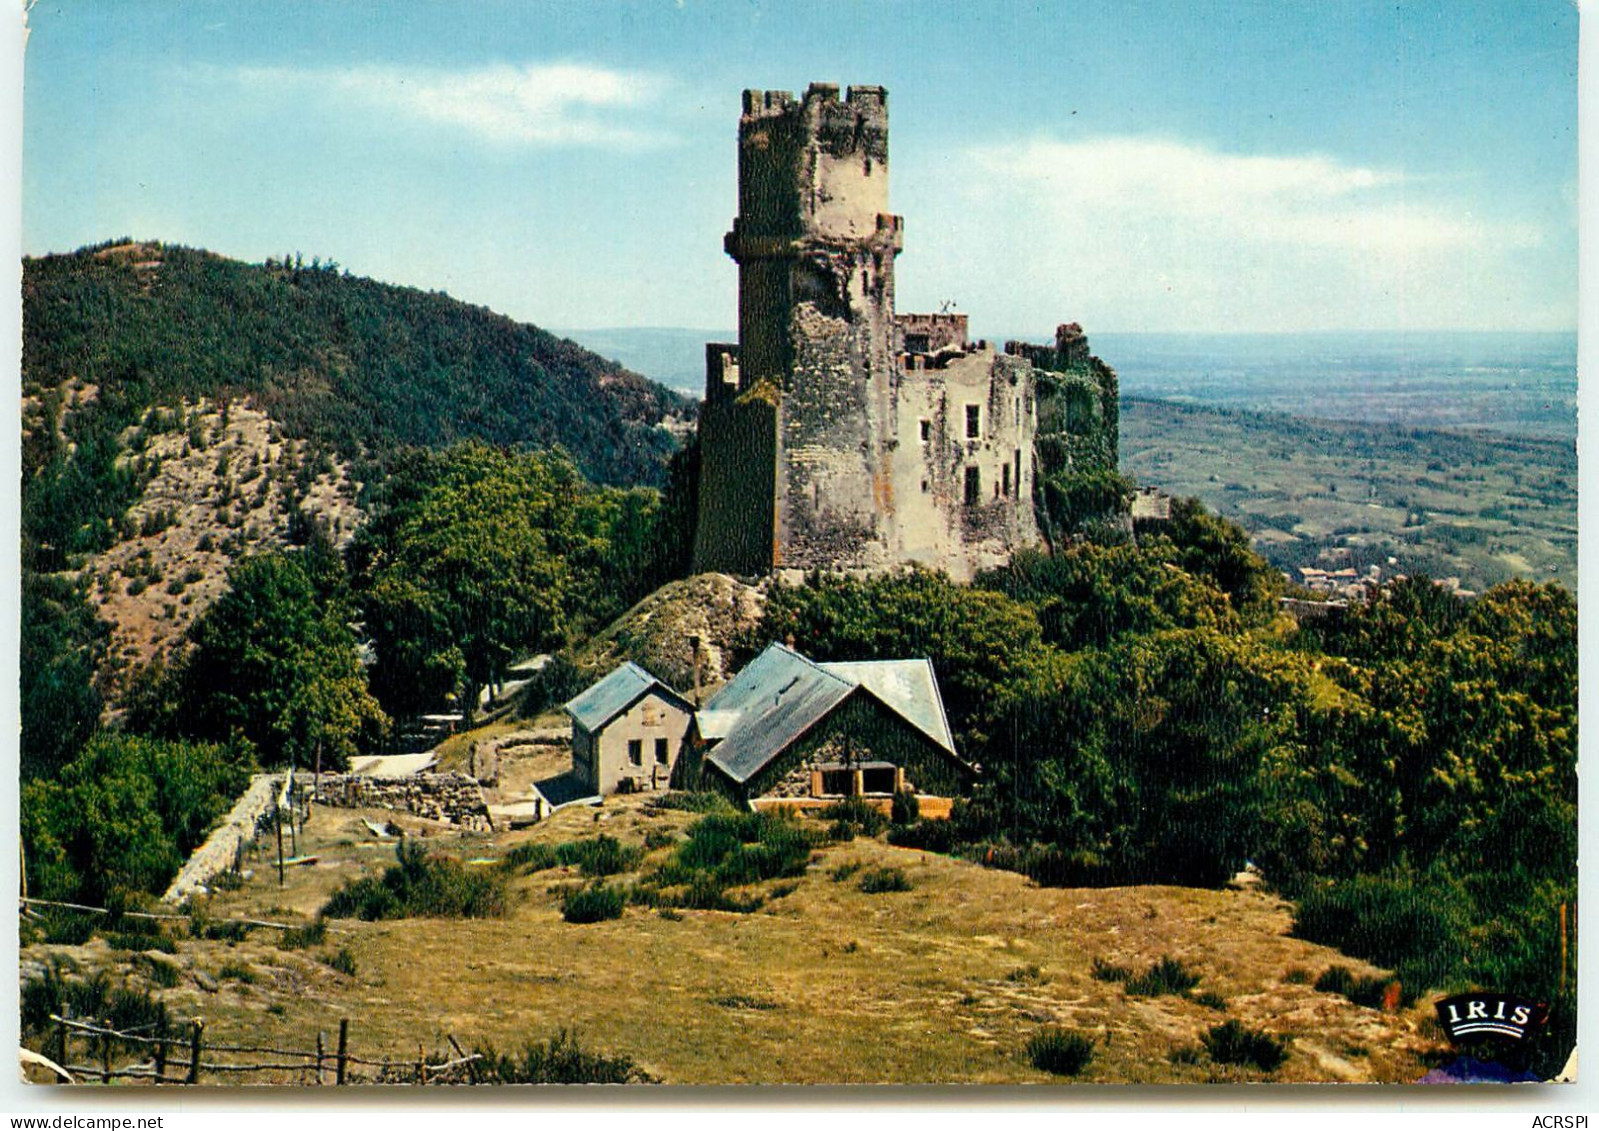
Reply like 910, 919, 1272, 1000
187, 1020, 204, 1085
316, 1030, 325, 1085
154, 1016, 169, 1082
54, 1004, 68, 1070
335, 1018, 349, 1085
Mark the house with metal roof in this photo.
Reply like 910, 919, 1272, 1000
681, 642, 974, 811
564, 661, 695, 795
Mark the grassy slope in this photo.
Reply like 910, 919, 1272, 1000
1121, 397, 1576, 592
46, 794, 1448, 1086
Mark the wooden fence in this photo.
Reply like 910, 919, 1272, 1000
42, 1013, 484, 1086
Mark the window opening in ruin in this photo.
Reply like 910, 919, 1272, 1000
919, 419, 931, 443
906, 334, 930, 354
655, 738, 669, 765
921, 478, 929, 493
861, 766, 897, 794
628, 739, 642, 766
1015, 449, 1023, 491
820, 768, 855, 797
966, 404, 981, 439
964, 466, 980, 505
1002, 464, 1012, 497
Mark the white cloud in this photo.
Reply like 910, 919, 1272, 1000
904, 136, 1550, 332
231, 61, 670, 148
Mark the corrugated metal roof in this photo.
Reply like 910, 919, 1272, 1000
564, 661, 687, 733
698, 644, 854, 784
700, 644, 961, 786
818, 658, 956, 756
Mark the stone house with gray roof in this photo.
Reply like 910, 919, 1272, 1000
564, 661, 695, 796
680, 642, 975, 810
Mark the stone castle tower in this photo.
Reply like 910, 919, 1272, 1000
693, 83, 1117, 582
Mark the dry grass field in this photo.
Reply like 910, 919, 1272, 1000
23, 779, 1452, 1086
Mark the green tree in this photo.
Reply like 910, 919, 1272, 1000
979, 543, 1238, 650
1150, 497, 1282, 625
21, 733, 254, 904
350, 443, 623, 724
20, 571, 109, 780
165, 550, 386, 768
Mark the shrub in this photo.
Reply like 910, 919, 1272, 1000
1023, 846, 1115, 888
1191, 990, 1229, 1011
562, 884, 625, 924
1124, 957, 1201, 997
21, 963, 170, 1060
201, 919, 250, 943
1091, 957, 1131, 982
858, 866, 912, 894
218, 959, 257, 983
1314, 965, 1396, 1009
1026, 1027, 1096, 1076
1201, 1020, 1287, 1072
138, 953, 183, 987
1293, 874, 1464, 995
829, 861, 864, 882
651, 791, 735, 814
323, 839, 508, 921
474, 1029, 653, 1084
556, 835, 641, 878
1007, 964, 1046, 984
1169, 1044, 1204, 1066
38, 910, 97, 946
500, 841, 558, 873
643, 827, 677, 851
820, 798, 887, 838
277, 917, 329, 950
107, 930, 177, 954
323, 948, 358, 976
886, 818, 957, 853
1283, 967, 1314, 985
890, 789, 920, 825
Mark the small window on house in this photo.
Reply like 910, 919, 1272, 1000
1002, 464, 1012, 498
964, 466, 981, 506
919, 419, 931, 443
820, 769, 855, 797
628, 739, 643, 766
655, 738, 669, 765
861, 766, 897, 794
966, 404, 981, 439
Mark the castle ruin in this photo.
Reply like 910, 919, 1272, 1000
692, 83, 1120, 582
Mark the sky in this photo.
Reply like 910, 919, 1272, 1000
16, 0, 1581, 335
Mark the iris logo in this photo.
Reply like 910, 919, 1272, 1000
1434, 993, 1547, 1043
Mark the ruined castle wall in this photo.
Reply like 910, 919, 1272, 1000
896, 312, 968, 354
886, 348, 1038, 581
691, 388, 778, 576
776, 300, 887, 569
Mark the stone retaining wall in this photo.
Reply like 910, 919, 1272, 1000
161, 773, 281, 905
314, 772, 492, 831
